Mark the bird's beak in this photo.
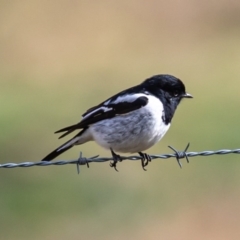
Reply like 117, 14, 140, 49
182, 93, 193, 98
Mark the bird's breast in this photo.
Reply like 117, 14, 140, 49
90, 95, 170, 153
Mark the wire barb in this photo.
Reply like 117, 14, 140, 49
168, 143, 190, 168
76, 152, 99, 174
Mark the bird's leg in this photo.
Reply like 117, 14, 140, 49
138, 152, 152, 171
110, 148, 122, 172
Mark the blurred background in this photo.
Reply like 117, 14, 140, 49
1, 0, 240, 239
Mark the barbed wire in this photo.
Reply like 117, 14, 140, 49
1, 144, 240, 173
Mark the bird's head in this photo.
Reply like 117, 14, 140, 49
142, 74, 192, 108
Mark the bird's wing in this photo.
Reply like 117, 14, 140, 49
55, 94, 148, 139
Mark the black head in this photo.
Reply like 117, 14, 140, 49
141, 74, 192, 124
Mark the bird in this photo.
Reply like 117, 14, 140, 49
42, 74, 192, 170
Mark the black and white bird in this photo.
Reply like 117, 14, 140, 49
42, 74, 192, 170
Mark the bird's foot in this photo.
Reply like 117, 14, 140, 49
110, 148, 122, 172
138, 152, 152, 171
168, 143, 190, 168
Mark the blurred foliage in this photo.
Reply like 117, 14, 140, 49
1, 1, 240, 239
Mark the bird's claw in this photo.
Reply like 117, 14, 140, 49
139, 152, 152, 171
168, 143, 190, 168
110, 148, 122, 172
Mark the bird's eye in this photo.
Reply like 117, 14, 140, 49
173, 91, 179, 97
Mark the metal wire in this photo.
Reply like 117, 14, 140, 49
1, 145, 240, 171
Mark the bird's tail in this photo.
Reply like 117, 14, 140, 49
42, 129, 86, 161
55, 124, 79, 139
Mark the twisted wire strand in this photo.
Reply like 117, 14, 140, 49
1, 147, 240, 169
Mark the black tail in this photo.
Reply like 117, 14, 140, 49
42, 130, 84, 161
55, 124, 79, 139
41, 142, 73, 161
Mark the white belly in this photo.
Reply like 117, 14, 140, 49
89, 95, 170, 153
